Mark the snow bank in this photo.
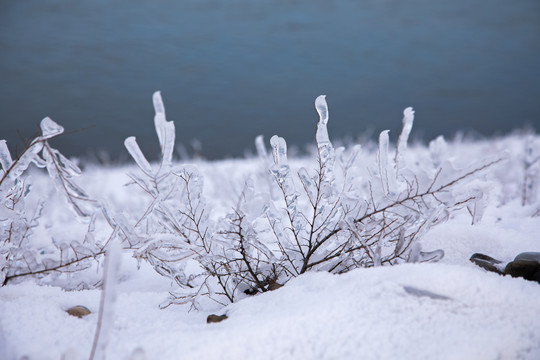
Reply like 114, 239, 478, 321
1, 263, 539, 359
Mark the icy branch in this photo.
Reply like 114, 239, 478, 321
395, 107, 414, 178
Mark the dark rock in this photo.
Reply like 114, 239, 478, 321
469, 253, 504, 275
504, 259, 540, 283
533, 270, 540, 283
470, 253, 502, 264
66, 305, 91, 318
470, 252, 540, 284
207, 314, 228, 324
504, 252, 540, 283
513, 252, 540, 263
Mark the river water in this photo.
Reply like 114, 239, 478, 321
1, 0, 539, 160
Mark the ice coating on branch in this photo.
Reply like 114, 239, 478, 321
395, 107, 414, 177
40, 145, 95, 219
315, 95, 329, 124
298, 167, 315, 204
377, 130, 390, 196
270, 135, 299, 225
0, 140, 13, 173
255, 135, 278, 200
125, 137, 153, 178
315, 95, 331, 148
153, 92, 175, 168
270, 135, 288, 167
153, 91, 166, 117
40, 117, 64, 140
314, 95, 336, 196
4, 142, 44, 182
51, 149, 82, 177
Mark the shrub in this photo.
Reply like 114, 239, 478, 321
123, 93, 503, 309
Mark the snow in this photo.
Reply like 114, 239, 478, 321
1, 134, 540, 359
2, 261, 540, 359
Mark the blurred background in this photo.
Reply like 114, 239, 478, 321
1, 0, 539, 161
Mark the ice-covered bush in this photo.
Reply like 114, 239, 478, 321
124, 93, 504, 309
2, 91, 536, 315
0, 118, 118, 288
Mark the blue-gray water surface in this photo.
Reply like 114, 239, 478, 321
1, 0, 539, 160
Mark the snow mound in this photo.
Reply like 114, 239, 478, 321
1, 263, 539, 359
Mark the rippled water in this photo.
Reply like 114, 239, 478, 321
1, 0, 539, 160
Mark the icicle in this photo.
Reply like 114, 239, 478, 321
377, 130, 390, 196
0, 140, 13, 173
153, 91, 166, 118
314, 95, 336, 198
270, 135, 288, 168
395, 107, 414, 178
255, 134, 277, 200
39, 117, 64, 140
315, 95, 334, 163
270, 135, 299, 226
124, 137, 154, 178
298, 167, 315, 204
315, 95, 330, 146
153, 91, 175, 168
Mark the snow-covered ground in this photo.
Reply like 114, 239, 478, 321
1, 133, 540, 360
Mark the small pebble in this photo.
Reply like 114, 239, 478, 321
66, 305, 91, 318
207, 314, 228, 323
